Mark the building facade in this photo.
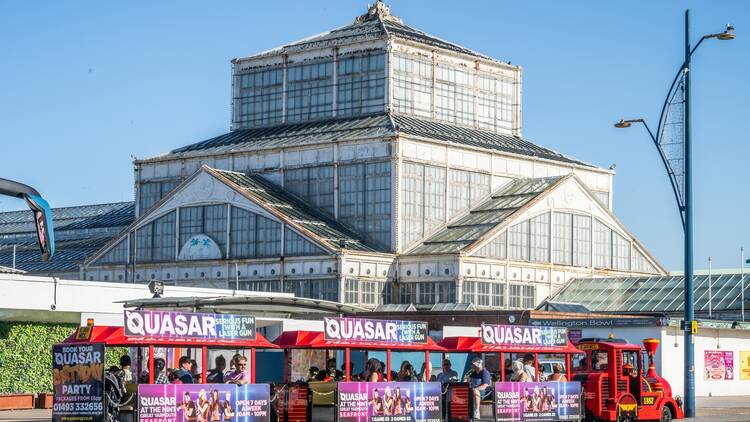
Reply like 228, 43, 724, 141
82, 2, 665, 308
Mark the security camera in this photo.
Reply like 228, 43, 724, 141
50, 304, 57, 310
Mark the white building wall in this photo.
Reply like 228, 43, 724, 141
0, 273, 291, 325
661, 325, 750, 397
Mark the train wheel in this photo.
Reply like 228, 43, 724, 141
660, 406, 673, 422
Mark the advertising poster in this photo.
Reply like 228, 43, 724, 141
124, 310, 256, 341
338, 382, 441, 422
324, 317, 428, 344
494, 382, 581, 422
52, 343, 105, 422
741, 351, 750, 381
481, 324, 568, 347
138, 384, 270, 422
704, 351, 734, 381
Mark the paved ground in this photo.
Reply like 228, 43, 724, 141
2, 396, 750, 421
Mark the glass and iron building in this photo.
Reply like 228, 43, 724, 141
82, 2, 665, 308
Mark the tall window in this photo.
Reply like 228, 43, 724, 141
284, 228, 325, 256
229, 206, 281, 258
179, 205, 227, 257
476, 73, 514, 132
593, 219, 612, 269
139, 180, 180, 214
509, 284, 522, 308
632, 247, 656, 273
338, 162, 391, 249
529, 213, 550, 263
96, 238, 129, 265
462, 281, 476, 304
573, 215, 592, 267
135, 211, 176, 263
235, 67, 283, 127
392, 53, 432, 117
399, 283, 417, 305
508, 221, 529, 261
448, 169, 490, 218
492, 283, 505, 307
435, 64, 474, 125
286, 61, 333, 122
552, 213, 573, 265
613, 231, 631, 271
508, 284, 536, 308
522, 285, 536, 308
475, 232, 507, 259
345, 279, 358, 304
401, 162, 446, 248
477, 282, 491, 307
337, 53, 385, 116
283, 166, 335, 216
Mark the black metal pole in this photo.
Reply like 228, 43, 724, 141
683, 8, 696, 419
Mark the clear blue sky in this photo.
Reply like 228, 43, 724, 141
1, 1, 748, 271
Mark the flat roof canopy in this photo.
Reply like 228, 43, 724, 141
275, 330, 445, 351
121, 295, 369, 318
439, 336, 581, 354
61, 325, 278, 348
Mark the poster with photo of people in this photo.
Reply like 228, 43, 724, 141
338, 382, 442, 422
138, 384, 270, 422
494, 382, 582, 421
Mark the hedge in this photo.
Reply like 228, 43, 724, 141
0, 322, 126, 394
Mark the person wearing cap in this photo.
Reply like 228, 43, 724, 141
468, 357, 491, 419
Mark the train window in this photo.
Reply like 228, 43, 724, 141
622, 351, 639, 375
571, 353, 587, 370
591, 351, 608, 370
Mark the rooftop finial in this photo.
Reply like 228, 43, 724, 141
354, 0, 402, 24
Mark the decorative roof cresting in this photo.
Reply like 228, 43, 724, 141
354, 0, 402, 24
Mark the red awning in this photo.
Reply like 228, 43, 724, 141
61, 326, 278, 349
274, 330, 445, 351
439, 336, 582, 354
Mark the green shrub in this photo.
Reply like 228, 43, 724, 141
0, 322, 129, 394
0, 322, 76, 393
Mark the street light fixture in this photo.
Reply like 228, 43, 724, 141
613, 10, 734, 418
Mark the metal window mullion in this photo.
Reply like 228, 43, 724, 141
175, 207, 180, 260
226, 204, 232, 259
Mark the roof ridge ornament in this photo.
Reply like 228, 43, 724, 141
354, 0, 402, 25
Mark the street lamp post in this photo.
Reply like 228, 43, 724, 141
613, 10, 734, 418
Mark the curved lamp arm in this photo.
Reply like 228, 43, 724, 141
0, 178, 55, 261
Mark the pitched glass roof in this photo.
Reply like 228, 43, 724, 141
408, 176, 563, 254
148, 113, 592, 169
239, 3, 497, 63
210, 168, 382, 253
0, 202, 135, 273
392, 114, 591, 167
552, 274, 750, 313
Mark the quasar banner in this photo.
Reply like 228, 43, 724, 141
138, 384, 270, 422
338, 382, 441, 422
494, 382, 581, 421
481, 324, 568, 347
52, 343, 105, 422
324, 317, 428, 344
124, 310, 256, 340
